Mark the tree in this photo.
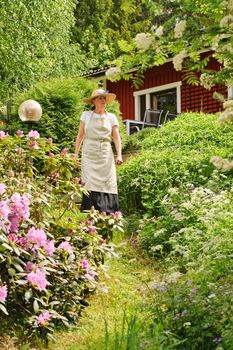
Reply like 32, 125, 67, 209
71, 0, 153, 71
0, 0, 83, 101
108, 0, 233, 89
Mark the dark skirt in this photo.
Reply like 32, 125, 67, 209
81, 191, 119, 213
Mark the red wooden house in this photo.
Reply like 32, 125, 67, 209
85, 52, 232, 133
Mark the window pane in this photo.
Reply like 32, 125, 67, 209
150, 88, 177, 113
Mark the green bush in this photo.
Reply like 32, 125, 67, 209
4, 77, 127, 150
144, 184, 233, 348
0, 131, 123, 345
118, 112, 233, 215
122, 112, 233, 348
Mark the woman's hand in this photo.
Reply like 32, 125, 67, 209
116, 155, 123, 165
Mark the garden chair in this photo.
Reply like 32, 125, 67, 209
142, 109, 164, 129
163, 111, 178, 124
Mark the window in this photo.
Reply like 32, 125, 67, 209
134, 82, 181, 121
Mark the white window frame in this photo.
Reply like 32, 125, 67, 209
133, 81, 182, 121
228, 86, 233, 99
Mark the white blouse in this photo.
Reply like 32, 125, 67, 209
80, 110, 119, 130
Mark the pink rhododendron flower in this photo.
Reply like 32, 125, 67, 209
7, 233, 18, 242
114, 211, 122, 219
16, 130, 24, 137
0, 183, 6, 195
17, 237, 29, 250
10, 193, 30, 220
28, 140, 39, 149
25, 261, 34, 272
8, 215, 20, 232
85, 220, 92, 226
88, 225, 96, 233
0, 285, 7, 302
8, 193, 30, 231
80, 259, 90, 270
85, 273, 97, 281
26, 227, 47, 247
61, 147, 69, 157
0, 201, 10, 220
74, 177, 81, 184
44, 240, 55, 256
27, 270, 47, 291
37, 311, 51, 326
0, 131, 9, 139
26, 130, 40, 139
58, 241, 73, 254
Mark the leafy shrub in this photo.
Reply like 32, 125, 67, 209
4, 77, 127, 150
0, 131, 123, 345
150, 270, 233, 349
118, 112, 233, 215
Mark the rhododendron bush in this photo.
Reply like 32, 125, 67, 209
0, 131, 123, 344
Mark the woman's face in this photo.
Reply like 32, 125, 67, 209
93, 96, 106, 109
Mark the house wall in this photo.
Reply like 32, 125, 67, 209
107, 56, 227, 120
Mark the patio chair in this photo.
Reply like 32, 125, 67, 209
129, 125, 140, 134
142, 109, 164, 129
163, 111, 178, 124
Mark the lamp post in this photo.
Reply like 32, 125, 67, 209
18, 100, 42, 130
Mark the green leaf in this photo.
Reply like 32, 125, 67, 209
0, 303, 9, 315
33, 299, 39, 313
25, 289, 33, 300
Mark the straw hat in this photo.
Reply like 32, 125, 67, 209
83, 89, 116, 104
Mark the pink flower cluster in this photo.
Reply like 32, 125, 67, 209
37, 311, 51, 326
79, 258, 90, 270
0, 131, 9, 139
8, 193, 30, 231
27, 269, 47, 291
0, 192, 30, 233
27, 227, 47, 247
8, 234, 29, 250
88, 226, 97, 233
28, 140, 39, 149
26, 130, 40, 139
61, 147, 69, 158
26, 227, 55, 255
0, 285, 7, 302
16, 130, 24, 137
58, 241, 73, 254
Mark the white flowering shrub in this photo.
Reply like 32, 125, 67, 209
174, 20, 186, 39
172, 50, 187, 71
0, 131, 123, 345
105, 67, 122, 82
135, 33, 153, 50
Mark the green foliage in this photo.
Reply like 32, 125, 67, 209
72, 0, 153, 71
0, 132, 124, 345
0, 0, 84, 100
144, 185, 233, 348
120, 111, 233, 348
4, 77, 127, 151
118, 112, 233, 215
114, 0, 233, 87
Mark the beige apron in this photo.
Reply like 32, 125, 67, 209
81, 112, 117, 194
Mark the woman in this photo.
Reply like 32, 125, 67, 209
75, 89, 123, 213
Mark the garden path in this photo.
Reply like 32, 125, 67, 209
48, 236, 159, 350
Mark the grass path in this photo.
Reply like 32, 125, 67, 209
48, 237, 159, 350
